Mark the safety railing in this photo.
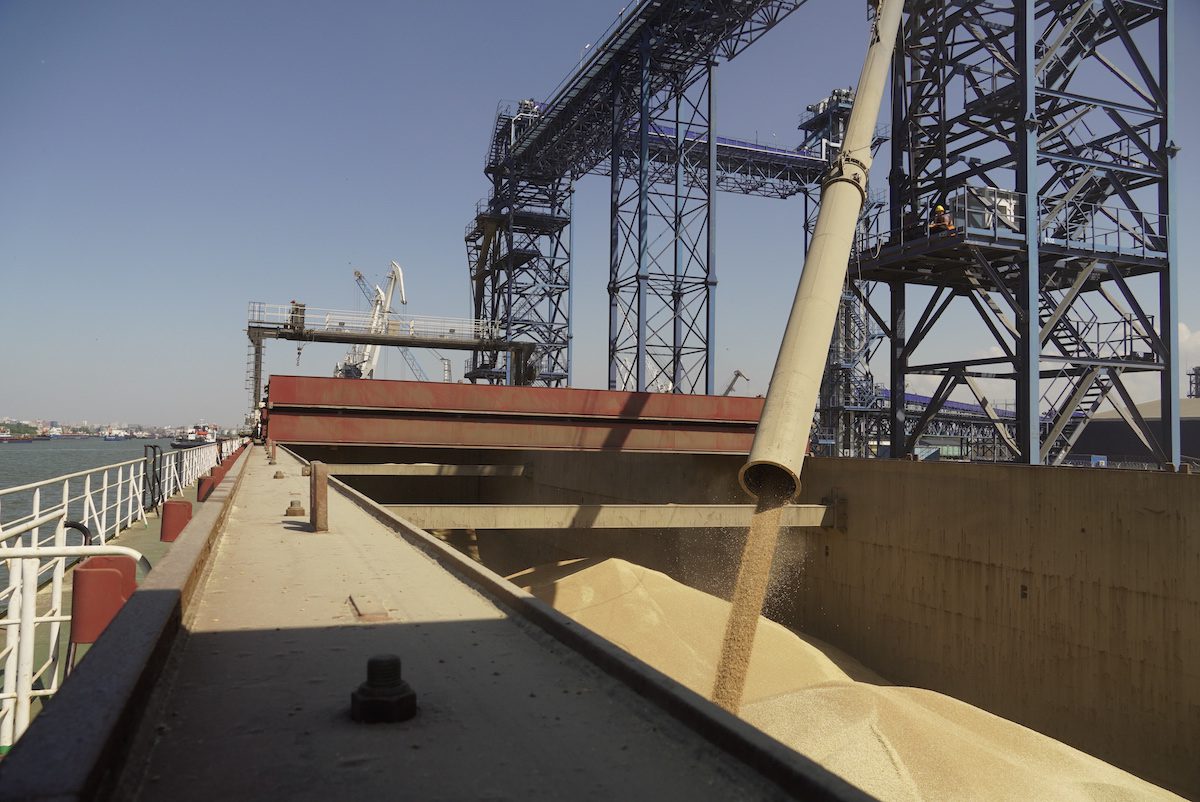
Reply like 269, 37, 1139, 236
0, 441, 234, 552
0, 439, 240, 751
247, 302, 503, 343
855, 185, 1167, 263
0, 507, 152, 749
1039, 196, 1168, 260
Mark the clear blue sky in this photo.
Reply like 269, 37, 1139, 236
1, 1, 1196, 427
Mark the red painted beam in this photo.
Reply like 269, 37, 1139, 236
268, 376, 762, 423
267, 411, 755, 454
265, 377, 763, 454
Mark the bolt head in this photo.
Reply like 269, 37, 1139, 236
274, 471, 285, 479
350, 667, 417, 725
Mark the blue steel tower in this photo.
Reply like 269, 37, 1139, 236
857, 0, 1178, 465
464, 1, 824, 392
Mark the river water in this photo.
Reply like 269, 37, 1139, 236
0, 438, 176, 530
0, 438, 174, 492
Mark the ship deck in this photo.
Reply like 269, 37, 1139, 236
107, 448, 855, 801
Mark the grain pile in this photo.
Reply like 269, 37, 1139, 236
510, 558, 1179, 801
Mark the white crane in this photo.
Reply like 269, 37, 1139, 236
335, 261, 450, 382
335, 262, 405, 380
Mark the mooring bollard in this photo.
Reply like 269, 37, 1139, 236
161, 499, 192, 542
197, 475, 216, 502
310, 461, 329, 532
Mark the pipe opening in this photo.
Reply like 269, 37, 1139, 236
738, 462, 798, 504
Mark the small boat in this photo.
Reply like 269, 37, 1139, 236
171, 425, 217, 449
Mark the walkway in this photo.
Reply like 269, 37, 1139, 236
119, 448, 791, 800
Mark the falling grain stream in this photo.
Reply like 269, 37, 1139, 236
711, 491, 787, 713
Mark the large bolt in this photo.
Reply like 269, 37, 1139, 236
351, 654, 417, 723
285, 499, 305, 517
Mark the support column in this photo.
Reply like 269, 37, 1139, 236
889, 282, 906, 458
251, 335, 263, 411
1015, 0, 1041, 464
705, 60, 717, 396
566, 184, 575, 386
1159, 3, 1179, 465
636, 28, 651, 392
672, 88, 685, 392
608, 65, 622, 391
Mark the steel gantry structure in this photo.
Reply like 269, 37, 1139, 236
855, 0, 1178, 465
464, 0, 824, 392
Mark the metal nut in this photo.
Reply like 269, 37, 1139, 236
301, 465, 312, 476
350, 654, 417, 723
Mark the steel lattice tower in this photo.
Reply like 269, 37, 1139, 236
465, 1, 819, 391
607, 51, 716, 393
857, 0, 1178, 465
465, 102, 573, 386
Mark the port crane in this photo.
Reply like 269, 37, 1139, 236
335, 263, 459, 383
335, 263, 405, 379
721, 370, 748, 397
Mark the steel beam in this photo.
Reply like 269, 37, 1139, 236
385, 503, 837, 531
325, 464, 527, 477
266, 376, 763, 454
1159, 0, 1179, 465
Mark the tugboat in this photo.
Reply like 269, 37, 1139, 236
171, 424, 217, 449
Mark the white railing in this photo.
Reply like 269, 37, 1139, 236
247, 302, 502, 343
0, 441, 234, 550
0, 438, 242, 751
0, 507, 151, 749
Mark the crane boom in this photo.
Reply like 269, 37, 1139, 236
721, 370, 748, 396
336, 263, 402, 379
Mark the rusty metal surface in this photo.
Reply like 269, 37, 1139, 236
265, 377, 763, 454
267, 375, 764, 422
267, 412, 756, 453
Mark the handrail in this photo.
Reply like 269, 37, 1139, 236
856, 183, 1168, 261
0, 457, 146, 497
0, 440, 242, 751
0, 504, 151, 749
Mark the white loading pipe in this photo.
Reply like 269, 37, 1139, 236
740, 0, 905, 501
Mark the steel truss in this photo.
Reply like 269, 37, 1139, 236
466, 1, 815, 391
857, 0, 1177, 465
605, 51, 715, 392
465, 102, 573, 386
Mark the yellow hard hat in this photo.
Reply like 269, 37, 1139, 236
935, 204, 945, 212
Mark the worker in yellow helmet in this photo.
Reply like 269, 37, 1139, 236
929, 203, 956, 233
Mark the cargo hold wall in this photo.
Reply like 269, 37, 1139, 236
314, 448, 1199, 797
788, 458, 1198, 798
